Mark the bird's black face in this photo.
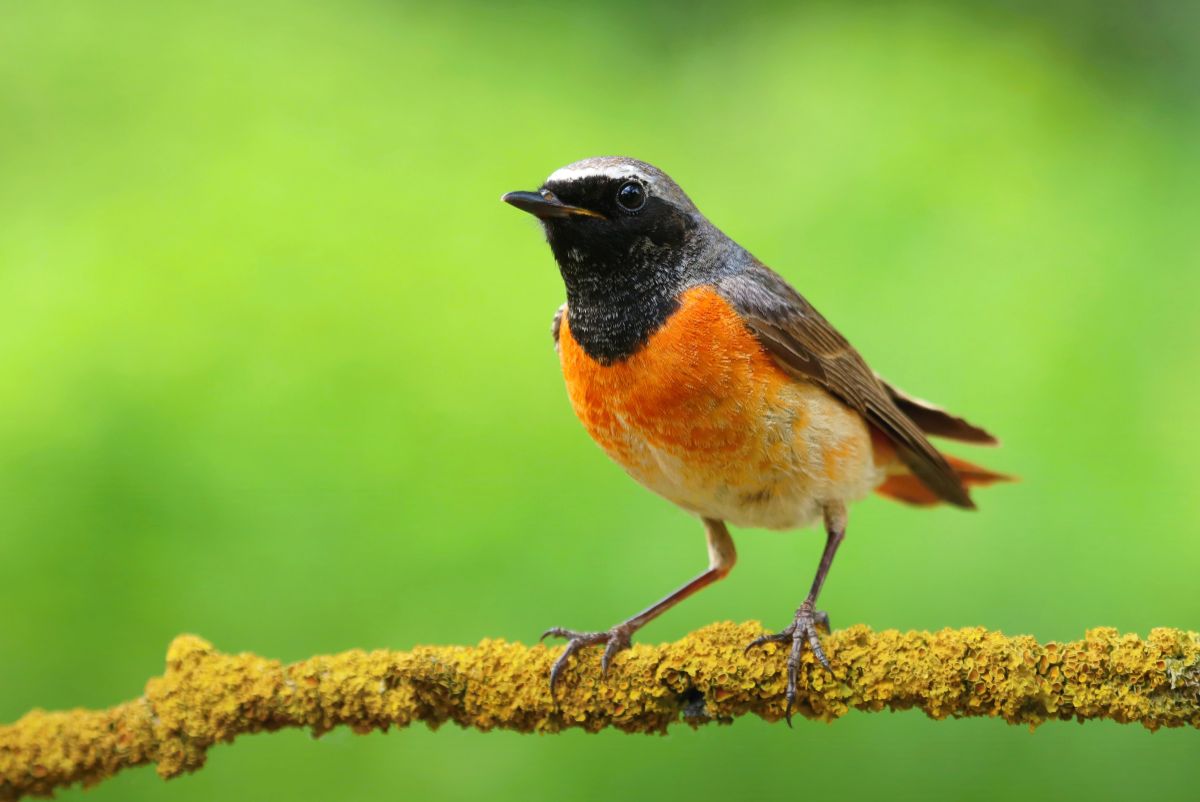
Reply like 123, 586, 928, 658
502, 158, 705, 363
502, 174, 694, 273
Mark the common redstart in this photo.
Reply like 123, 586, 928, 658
503, 157, 1007, 720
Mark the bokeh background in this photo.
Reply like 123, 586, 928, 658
4, 1, 1200, 799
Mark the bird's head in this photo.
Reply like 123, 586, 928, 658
502, 156, 703, 279
502, 157, 750, 362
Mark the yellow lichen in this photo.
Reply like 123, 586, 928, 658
3, 622, 1200, 800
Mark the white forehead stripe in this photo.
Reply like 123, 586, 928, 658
546, 164, 643, 184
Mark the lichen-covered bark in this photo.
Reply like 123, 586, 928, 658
4, 622, 1200, 800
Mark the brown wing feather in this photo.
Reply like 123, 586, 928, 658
715, 264, 974, 509
881, 380, 998, 445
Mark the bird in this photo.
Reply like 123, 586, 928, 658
502, 156, 1008, 721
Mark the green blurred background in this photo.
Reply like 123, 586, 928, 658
3, 1, 1199, 799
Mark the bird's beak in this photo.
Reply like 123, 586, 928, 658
501, 189, 605, 220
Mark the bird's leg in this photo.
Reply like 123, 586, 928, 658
542, 518, 736, 698
745, 501, 847, 725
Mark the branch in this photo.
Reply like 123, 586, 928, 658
4, 621, 1200, 799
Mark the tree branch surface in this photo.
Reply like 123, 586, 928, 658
4, 622, 1200, 800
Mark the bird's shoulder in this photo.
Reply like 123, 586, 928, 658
710, 262, 857, 390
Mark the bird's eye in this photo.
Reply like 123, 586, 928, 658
615, 180, 647, 212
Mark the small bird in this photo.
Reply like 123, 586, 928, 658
502, 156, 1008, 720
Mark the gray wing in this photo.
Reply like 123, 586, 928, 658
715, 263, 975, 509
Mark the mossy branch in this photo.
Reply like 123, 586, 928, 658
4, 621, 1200, 799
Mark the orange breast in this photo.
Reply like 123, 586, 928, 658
558, 286, 884, 529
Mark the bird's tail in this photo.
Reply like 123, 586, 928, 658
875, 454, 1013, 507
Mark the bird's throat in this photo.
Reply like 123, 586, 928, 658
559, 269, 680, 365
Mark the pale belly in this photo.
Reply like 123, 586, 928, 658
594, 380, 882, 529
558, 289, 886, 531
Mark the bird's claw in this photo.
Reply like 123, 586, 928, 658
744, 601, 833, 726
541, 624, 634, 699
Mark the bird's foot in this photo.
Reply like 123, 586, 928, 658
541, 623, 634, 699
744, 600, 832, 725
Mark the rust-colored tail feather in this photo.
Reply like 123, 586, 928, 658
876, 454, 1013, 507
